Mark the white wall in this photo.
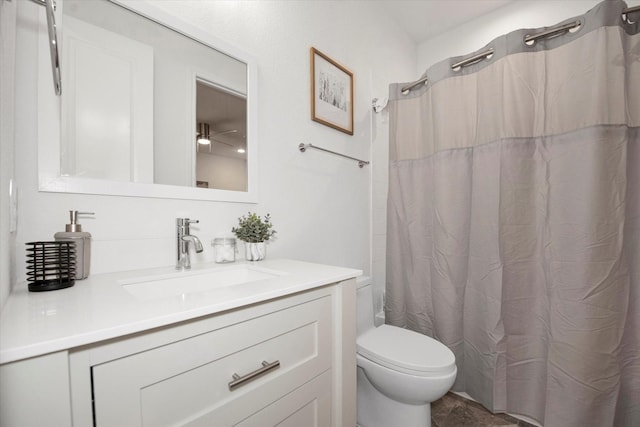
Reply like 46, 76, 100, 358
2, 0, 416, 306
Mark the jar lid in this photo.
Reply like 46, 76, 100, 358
213, 237, 236, 244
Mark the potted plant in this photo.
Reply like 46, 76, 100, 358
232, 212, 276, 261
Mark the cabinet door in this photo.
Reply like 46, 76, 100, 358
235, 371, 332, 427
0, 352, 72, 427
92, 296, 332, 426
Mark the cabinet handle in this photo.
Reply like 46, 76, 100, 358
228, 360, 280, 391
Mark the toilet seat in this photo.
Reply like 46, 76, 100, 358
357, 325, 456, 376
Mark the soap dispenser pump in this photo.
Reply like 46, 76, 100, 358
55, 210, 95, 280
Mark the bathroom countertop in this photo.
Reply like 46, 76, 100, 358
0, 259, 361, 364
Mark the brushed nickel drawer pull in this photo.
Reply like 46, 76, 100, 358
228, 360, 280, 391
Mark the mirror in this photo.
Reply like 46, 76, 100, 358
37, 0, 257, 202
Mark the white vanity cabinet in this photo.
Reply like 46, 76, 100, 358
88, 291, 333, 425
66, 284, 355, 426
0, 260, 358, 427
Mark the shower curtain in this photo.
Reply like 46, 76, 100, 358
386, 1, 639, 425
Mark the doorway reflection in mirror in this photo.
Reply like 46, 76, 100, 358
195, 80, 247, 192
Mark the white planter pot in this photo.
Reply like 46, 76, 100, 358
245, 242, 266, 261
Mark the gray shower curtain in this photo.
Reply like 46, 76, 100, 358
386, 1, 639, 425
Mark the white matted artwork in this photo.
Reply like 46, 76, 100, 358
310, 47, 354, 135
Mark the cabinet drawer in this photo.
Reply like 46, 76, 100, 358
235, 370, 332, 427
92, 296, 332, 426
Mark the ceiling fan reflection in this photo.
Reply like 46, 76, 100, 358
196, 125, 244, 153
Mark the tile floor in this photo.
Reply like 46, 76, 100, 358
431, 393, 537, 427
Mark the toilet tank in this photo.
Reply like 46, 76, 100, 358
356, 276, 375, 335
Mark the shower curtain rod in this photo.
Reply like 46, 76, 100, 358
624, 5, 640, 13
401, 76, 429, 94
451, 48, 494, 70
623, 5, 640, 19
401, 44, 495, 94
524, 20, 581, 45
401, 6, 639, 95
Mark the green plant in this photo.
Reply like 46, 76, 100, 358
232, 212, 277, 243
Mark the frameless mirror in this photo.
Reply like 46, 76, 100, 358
37, 0, 257, 202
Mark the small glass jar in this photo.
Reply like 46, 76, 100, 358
212, 237, 236, 263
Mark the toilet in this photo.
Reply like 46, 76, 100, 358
356, 277, 456, 427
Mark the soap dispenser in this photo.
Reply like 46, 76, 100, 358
55, 210, 94, 280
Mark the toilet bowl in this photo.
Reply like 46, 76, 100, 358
356, 277, 456, 427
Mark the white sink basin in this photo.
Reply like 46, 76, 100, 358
119, 264, 285, 301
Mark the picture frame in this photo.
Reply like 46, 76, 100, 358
310, 47, 354, 135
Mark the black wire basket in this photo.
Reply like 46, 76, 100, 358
25, 241, 76, 292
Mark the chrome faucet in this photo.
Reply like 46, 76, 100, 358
176, 218, 203, 270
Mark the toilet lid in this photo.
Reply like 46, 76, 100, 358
357, 325, 456, 375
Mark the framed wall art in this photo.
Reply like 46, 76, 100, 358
310, 47, 354, 135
